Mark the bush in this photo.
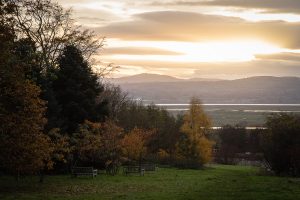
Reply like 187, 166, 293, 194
263, 114, 300, 176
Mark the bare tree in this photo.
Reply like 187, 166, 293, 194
11, 0, 104, 72
98, 83, 130, 120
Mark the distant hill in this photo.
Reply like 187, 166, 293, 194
108, 73, 222, 84
109, 74, 300, 104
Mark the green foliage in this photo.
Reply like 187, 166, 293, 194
216, 125, 247, 164
116, 101, 182, 159
54, 45, 108, 134
263, 114, 300, 176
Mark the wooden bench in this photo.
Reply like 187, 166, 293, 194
123, 166, 145, 176
71, 167, 98, 178
141, 164, 157, 172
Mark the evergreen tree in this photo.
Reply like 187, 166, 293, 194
54, 45, 108, 134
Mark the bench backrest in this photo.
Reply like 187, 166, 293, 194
141, 164, 156, 171
125, 166, 139, 171
72, 167, 94, 173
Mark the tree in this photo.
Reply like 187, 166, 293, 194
8, 0, 116, 132
0, 77, 54, 179
72, 121, 103, 165
11, 0, 103, 71
98, 83, 129, 120
263, 114, 300, 176
53, 45, 108, 133
215, 125, 247, 164
0, 1, 54, 179
72, 120, 123, 175
121, 128, 153, 165
175, 97, 214, 168
99, 120, 123, 175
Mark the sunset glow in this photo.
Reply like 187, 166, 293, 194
104, 40, 283, 63
57, 0, 300, 79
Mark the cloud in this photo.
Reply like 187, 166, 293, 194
192, 60, 300, 79
102, 47, 183, 55
149, 0, 300, 14
202, 0, 300, 14
95, 11, 300, 49
256, 52, 300, 62
98, 54, 300, 79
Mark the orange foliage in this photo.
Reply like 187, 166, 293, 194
120, 127, 154, 162
0, 80, 54, 175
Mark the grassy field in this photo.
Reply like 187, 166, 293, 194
1, 165, 300, 200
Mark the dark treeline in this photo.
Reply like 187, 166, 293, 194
0, 0, 213, 181
213, 115, 300, 177
0, 0, 299, 181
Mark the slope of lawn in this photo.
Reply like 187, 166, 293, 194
0, 165, 300, 200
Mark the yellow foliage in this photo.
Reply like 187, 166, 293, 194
175, 97, 214, 167
158, 149, 170, 160
120, 127, 150, 162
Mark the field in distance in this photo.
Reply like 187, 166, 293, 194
155, 104, 300, 127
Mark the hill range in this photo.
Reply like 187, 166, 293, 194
108, 73, 300, 104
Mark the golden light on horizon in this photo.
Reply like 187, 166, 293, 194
104, 40, 283, 63
59, 0, 300, 78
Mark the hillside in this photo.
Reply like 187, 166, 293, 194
109, 75, 300, 104
108, 73, 222, 84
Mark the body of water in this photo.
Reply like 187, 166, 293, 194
149, 103, 300, 126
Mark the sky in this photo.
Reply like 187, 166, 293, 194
57, 0, 300, 79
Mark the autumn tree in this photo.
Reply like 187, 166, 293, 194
121, 128, 154, 165
72, 120, 123, 175
72, 121, 103, 165
53, 45, 108, 134
0, 1, 55, 180
47, 128, 71, 172
175, 97, 214, 168
115, 101, 182, 160
99, 120, 123, 175
7, 0, 115, 132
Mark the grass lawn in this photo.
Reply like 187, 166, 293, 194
1, 165, 300, 200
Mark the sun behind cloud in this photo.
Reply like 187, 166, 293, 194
104, 40, 283, 63
57, 0, 300, 79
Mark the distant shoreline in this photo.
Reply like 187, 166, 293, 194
151, 104, 300, 106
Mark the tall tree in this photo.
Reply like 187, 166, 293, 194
8, 0, 115, 131
0, 4, 53, 177
54, 45, 108, 134
175, 97, 214, 168
11, 0, 103, 72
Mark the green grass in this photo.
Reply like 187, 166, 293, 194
1, 165, 300, 200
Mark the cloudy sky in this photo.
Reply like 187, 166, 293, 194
57, 0, 300, 79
